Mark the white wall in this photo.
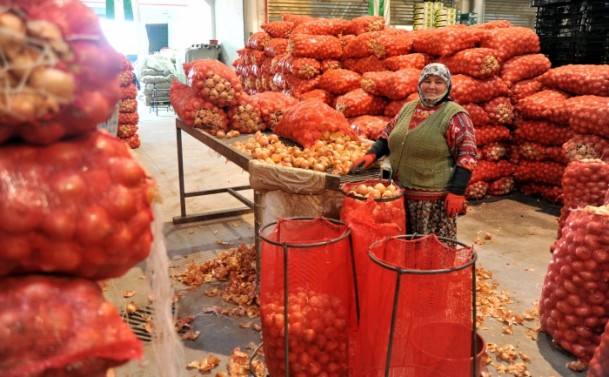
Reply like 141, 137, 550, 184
214, 0, 245, 65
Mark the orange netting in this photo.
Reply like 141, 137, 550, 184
351, 234, 477, 377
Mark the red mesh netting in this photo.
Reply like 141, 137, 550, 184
259, 217, 357, 377
351, 234, 477, 377
588, 320, 609, 377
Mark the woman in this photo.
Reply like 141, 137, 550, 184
351, 63, 478, 240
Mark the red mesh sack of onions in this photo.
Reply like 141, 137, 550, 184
564, 134, 609, 163
474, 125, 511, 146
275, 54, 320, 79
117, 124, 138, 139
462, 103, 491, 127
361, 68, 419, 100
384, 99, 409, 118
0, 1, 123, 145
335, 88, 387, 118
0, 131, 155, 279
282, 73, 321, 97
318, 69, 362, 95
411, 25, 480, 57
479, 142, 508, 161
342, 55, 387, 75
282, 14, 314, 25
518, 182, 562, 203
321, 58, 342, 72
249, 92, 299, 130
516, 89, 569, 123
482, 96, 514, 125
478, 26, 540, 62
273, 99, 359, 148
558, 159, 609, 239
263, 38, 289, 57
511, 78, 543, 104
298, 88, 335, 106
292, 17, 350, 36
436, 48, 501, 79
569, 95, 609, 139
466, 180, 489, 200
170, 81, 228, 136
488, 176, 515, 196
185, 58, 243, 108
238, 48, 266, 66
383, 53, 431, 71
588, 321, 609, 377
343, 29, 412, 60
245, 31, 271, 50
539, 204, 609, 364
470, 160, 515, 183
349, 115, 390, 140
287, 33, 343, 60
514, 160, 565, 186
120, 84, 137, 100
0, 275, 143, 377
261, 20, 295, 38
227, 94, 265, 134
513, 119, 573, 146
119, 112, 139, 125
344, 15, 385, 35
515, 142, 568, 164
500, 53, 551, 84
538, 64, 609, 96
450, 75, 510, 104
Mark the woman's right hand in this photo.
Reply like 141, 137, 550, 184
349, 153, 377, 173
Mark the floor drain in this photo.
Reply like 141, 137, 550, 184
121, 305, 180, 343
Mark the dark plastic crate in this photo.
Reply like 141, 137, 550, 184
531, 0, 574, 6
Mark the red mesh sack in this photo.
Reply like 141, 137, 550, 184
516, 89, 569, 122
349, 115, 390, 140
170, 81, 228, 135
474, 125, 511, 146
436, 48, 501, 79
0, 275, 143, 377
282, 14, 314, 25
513, 120, 573, 146
383, 53, 431, 71
384, 99, 410, 118
122, 133, 141, 150
119, 71, 134, 87
120, 84, 138, 100
259, 217, 356, 377
344, 15, 385, 35
478, 26, 540, 62
0, 0, 123, 145
539, 206, 609, 364
245, 31, 271, 50
297, 89, 335, 106
518, 182, 562, 203
569, 95, 609, 139
264, 38, 289, 57
353, 234, 477, 377
342, 56, 387, 75
462, 103, 491, 127
588, 321, 609, 377
511, 78, 543, 104
239, 48, 266, 66
500, 53, 551, 84
514, 160, 565, 186
344, 29, 412, 60
335, 88, 387, 118
482, 96, 514, 125
563, 134, 609, 163
470, 160, 515, 183
249, 92, 299, 130
273, 99, 359, 147
292, 17, 350, 36
538, 65, 609, 96
451, 75, 510, 104
411, 26, 480, 57
471, 20, 513, 30
466, 181, 489, 200
117, 123, 138, 138
275, 55, 321, 79
119, 99, 137, 113
287, 33, 343, 59
0, 131, 155, 279
282, 73, 321, 97
514, 142, 567, 164
321, 58, 342, 72
261, 20, 295, 38
479, 142, 507, 161
488, 176, 515, 196
318, 69, 362, 95
119, 112, 139, 125
185, 58, 243, 107
361, 68, 420, 100
227, 94, 265, 134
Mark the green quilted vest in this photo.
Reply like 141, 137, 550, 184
388, 101, 467, 191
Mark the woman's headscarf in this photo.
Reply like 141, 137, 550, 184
417, 63, 452, 107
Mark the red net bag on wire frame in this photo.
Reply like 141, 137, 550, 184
351, 234, 483, 377
259, 217, 358, 377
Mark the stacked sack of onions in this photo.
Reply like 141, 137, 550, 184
118, 55, 141, 149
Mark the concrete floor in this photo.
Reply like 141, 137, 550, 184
106, 104, 586, 377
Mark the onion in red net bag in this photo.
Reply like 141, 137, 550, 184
273, 99, 359, 147
470, 160, 515, 183
335, 88, 387, 118
519, 182, 562, 204
462, 103, 491, 127
275, 54, 320, 79
0, 275, 143, 377
263, 38, 288, 57
569, 95, 609, 139
540, 204, 609, 364
0, 0, 123, 145
538, 65, 609, 96
185, 58, 243, 107
514, 160, 565, 186
564, 133, 609, 163
466, 180, 489, 200
450, 75, 510, 104
287, 33, 343, 59
383, 52, 431, 71
384, 99, 410, 118
245, 31, 271, 50
511, 78, 543, 104
513, 119, 573, 146
478, 26, 540, 62
516, 89, 569, 122
349, 115, 390, 140
292, 17, 350, 36
344, 15, 385, 35
479, 142, 507, 161
343, 29, 412, 59
482, 96, 514, 125
488, 176, 514, 196
297, 88, 335, 106
435, 48, 501, 79
361, 68, 419, 100
342, 55, 387, 75
282, 73, 321, 97
170, 81, 228, 135
0, 131, 155, 279
318, 68, 362, 95
249, 92, 299, 130
261, 20, 295, 38
321, 58, 342, 72
411, 25, 480, 57
474, 125, 511, 146
227, 93, 265, 134
515, 142, 567, 164
500, 53, 551, 84
588, 320, 609, 377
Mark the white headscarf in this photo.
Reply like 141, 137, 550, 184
417, 63, 452, 107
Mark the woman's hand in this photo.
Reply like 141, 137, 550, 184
445, 193, 466, 217
349, 153, 377, 173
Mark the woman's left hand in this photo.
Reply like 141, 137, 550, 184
445, 193, 466, 217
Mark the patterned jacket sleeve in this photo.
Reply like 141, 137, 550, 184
446, 112, 478, 172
